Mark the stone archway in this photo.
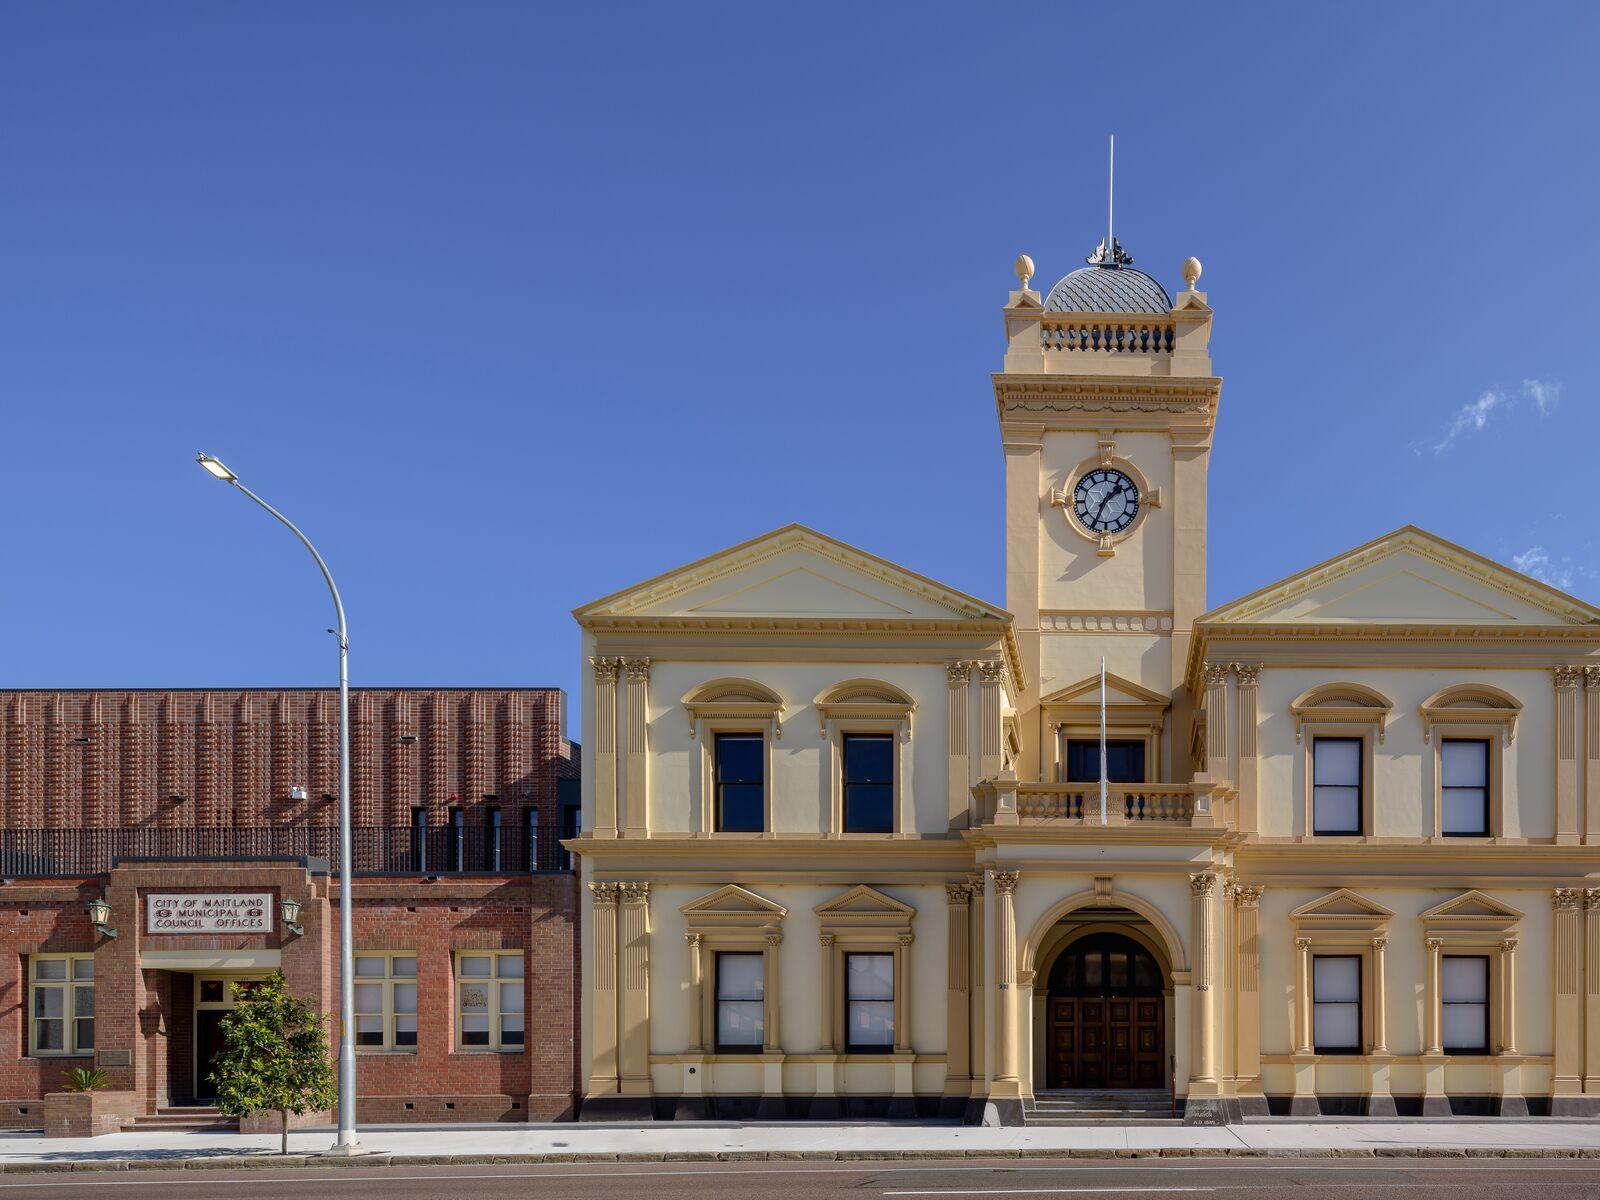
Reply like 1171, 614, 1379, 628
1021, 889, 1186, 1097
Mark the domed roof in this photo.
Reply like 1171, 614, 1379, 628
1042, 238, 1172, 315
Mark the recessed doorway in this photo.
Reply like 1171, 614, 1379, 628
1044, 931, 1164, 1089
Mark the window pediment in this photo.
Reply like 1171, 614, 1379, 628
1419, 684, 1522, 745
1420, 889, 1522, 937
1290, 888, 1394, 934
682, 678, 784, 739
680, 884, 788, 934
1290, 682, 1393, 744
814, 884, 915, 936
814, 679, 915, 736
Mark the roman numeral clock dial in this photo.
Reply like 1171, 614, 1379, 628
1072, 468, 1140, 535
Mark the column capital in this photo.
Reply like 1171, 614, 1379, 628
1585, 665, 1600, 688
766, 932, 783, 948
621, 656, 652, 681
946, 661, 973, 684
1554, 887, 1582, 911
977, 660, 1007, 685
818, 932, 836, 948
1371, 936, 1388, 952
1189, 870, 1219, 898
1555, 665, 1583, 689
1294, 936, 1311, 952
1425, 936, 1444, 952
1499, 937, 1519, 954
1232, 662, 1262, 686
590, 656, 621, 682
589, 881, 620, 906
1585, 888, 1600, 910
896, 932, 915, 948
1202, 662, 1230, 687
945, 881, 974, 906
992, 870, 1020, 895
618, 881, 651, 903
1233, 884, 1263, 908
684, 931, 703, 947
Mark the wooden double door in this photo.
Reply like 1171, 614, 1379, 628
1045, 933, 1165, 1090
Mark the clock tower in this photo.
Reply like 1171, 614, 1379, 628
995, 236, 1219, 785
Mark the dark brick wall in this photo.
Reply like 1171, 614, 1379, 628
0, 688, 577, 831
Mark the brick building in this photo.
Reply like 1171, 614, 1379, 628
0, 688, 580, 1128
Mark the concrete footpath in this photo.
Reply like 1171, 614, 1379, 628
0, 1120, 1597, 1173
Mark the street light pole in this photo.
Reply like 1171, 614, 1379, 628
196, 453, 359, 1154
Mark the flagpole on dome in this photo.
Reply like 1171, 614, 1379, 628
1099, 655, 1108, 825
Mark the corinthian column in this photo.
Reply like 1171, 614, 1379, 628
947, 663, 972, 830
1233, 885, 1263, 1107
1234, 664, 1261, 831
1190, 872, 1219, 1088
1552, 890, 1582, 1105
1556, 667, 1581, 843
993, 870, 1021, 1091
587, 882, 620, 1095
622, 658, 652, 838
591, 658, 620, 838
1586, 669, 1600, 843
1202, 665, 1230, 784
944, 882, 973, 1098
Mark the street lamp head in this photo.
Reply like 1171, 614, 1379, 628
196, 453, 237, 483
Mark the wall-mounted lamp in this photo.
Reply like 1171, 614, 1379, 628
289, 785, 309, 801
86, 897, 118, 939
280, 897, 304, 936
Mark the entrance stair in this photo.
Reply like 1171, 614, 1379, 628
1024, 1089, 1179, 1125
126, 1105, 239, 1132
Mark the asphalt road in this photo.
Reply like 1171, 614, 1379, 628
2, 1159, 1598, 1199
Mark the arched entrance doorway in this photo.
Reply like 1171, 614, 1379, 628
1044, 931, 1164, 1089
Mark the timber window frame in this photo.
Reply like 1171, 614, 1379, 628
1310, 736, 1365, 836
713, 951, 766, 1052
1292, 684, 1392, 841
814, 885, 917, 1057
353, 951, 418, 1052
454, 950, 525, 1052
1289, 889, 1394, 1057
1419, 891, 1523, 1058
1440, 954, 1491, 1054
1438, 737, 1493, 838
683, 678, 783, 837
817, 681, 915, 838
843, 951, 896, 1052
1311, 954, 1362, 1054
679, 884, 788, 1057
28, 954, 94, 1057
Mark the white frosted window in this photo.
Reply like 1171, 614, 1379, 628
715, 952, 765, 1049
846, 953, 895, 1049
1441, 956, 1489, 1052
1312, 738, 1363, 835
354, 953, 420, 1051
1312, 955, 1361, 1053
1440, 740, 1489, 835
457, 951, 524, 1050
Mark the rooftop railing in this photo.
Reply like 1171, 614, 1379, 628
1041, 315, 1175, 356
0, 823, 580, 879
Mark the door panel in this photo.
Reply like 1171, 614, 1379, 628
194, 1010, 227, 1100
1044, 934, 1166, 1091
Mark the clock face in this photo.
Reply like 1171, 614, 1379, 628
1073, 468, 1140, 534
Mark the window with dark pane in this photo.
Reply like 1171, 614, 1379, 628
1064, 739, 1145, 783
842, 733, 895, 833
714, 733, 765, 833
1312, 737, 1362, 835
1440, 739, 1489, 836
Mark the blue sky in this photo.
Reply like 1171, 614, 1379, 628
3, 3, 1595, 730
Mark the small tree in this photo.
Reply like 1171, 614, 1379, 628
210, 971, 337, 1154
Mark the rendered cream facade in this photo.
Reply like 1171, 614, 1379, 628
570, 249, 1600, 1123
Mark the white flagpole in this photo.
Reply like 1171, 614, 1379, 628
1099, 655, 1108, 825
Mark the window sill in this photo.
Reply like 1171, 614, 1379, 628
450, 1048, 525, 1056
356, 1048, 419, 1055
26, 1053, 93, 1060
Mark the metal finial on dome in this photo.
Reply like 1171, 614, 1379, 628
1014, 254, 1034, 289
1181, 256, 1202, 289
1086, 236, 1133, 268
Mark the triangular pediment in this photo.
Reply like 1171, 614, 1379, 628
1291, 888, 1395, 924
575, 525, 1010, 624
1420, 890, 1523, 924
1200, 527, 1600, 629
814, 884, 915, 917
1043, 671, 1170, 708
680, 884, 788, 919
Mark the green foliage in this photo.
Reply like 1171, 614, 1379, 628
209, 970, 337, 1125
61, 1067, 109, 1093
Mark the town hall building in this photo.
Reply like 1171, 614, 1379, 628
572, 234, 1600, 1122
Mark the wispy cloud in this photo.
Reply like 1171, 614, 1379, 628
1415, 378, 1562, 455
1513, 546, 1575, 591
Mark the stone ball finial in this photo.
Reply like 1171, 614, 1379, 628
1014, 254, 1034, 290
1181, 256, 1202, 290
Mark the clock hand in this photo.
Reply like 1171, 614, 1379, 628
1093, 485, 1123, 523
